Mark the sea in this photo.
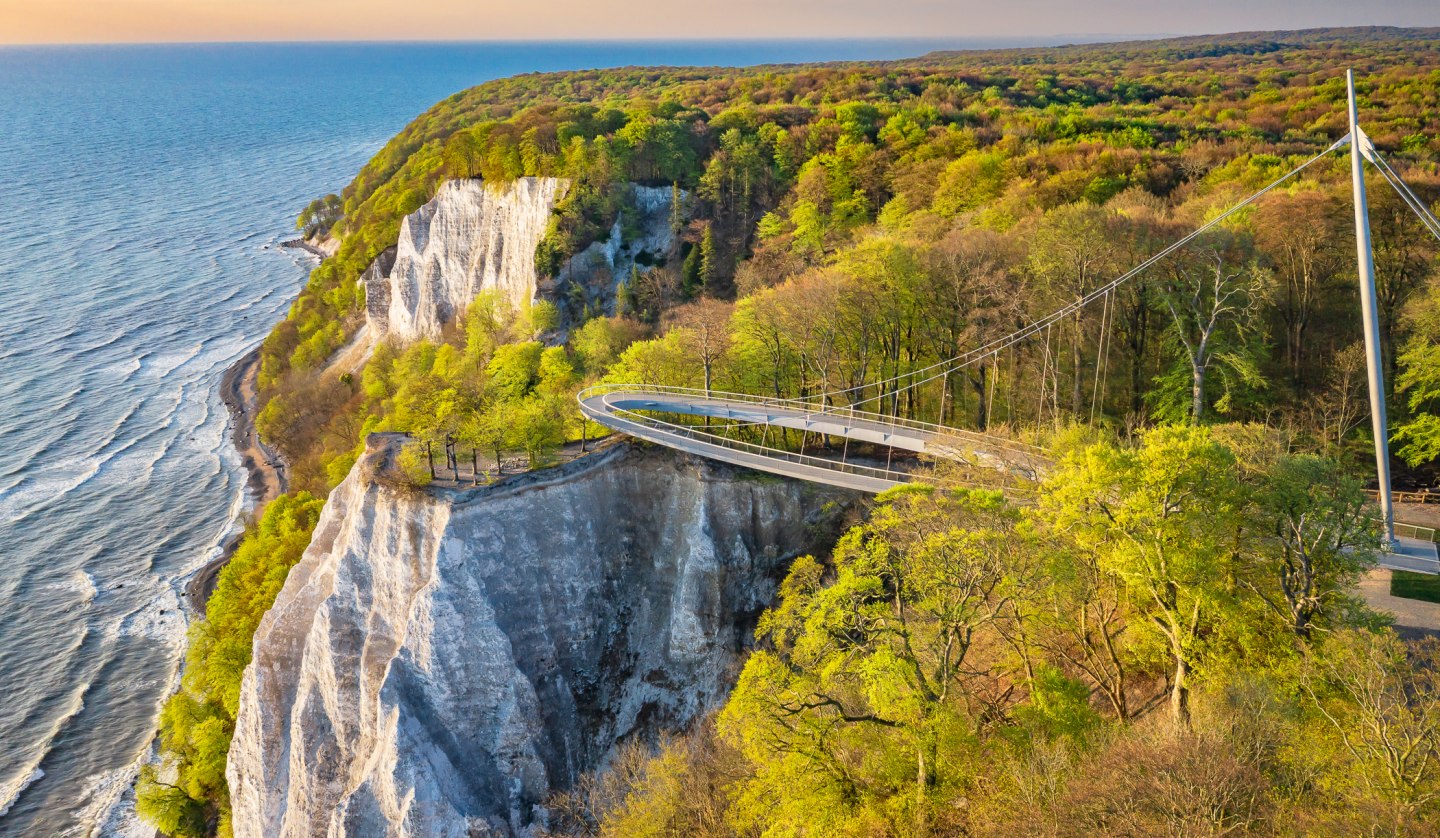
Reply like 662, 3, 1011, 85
0, 38, 1076, 835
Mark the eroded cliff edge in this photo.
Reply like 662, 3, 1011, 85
227, 438, 853, 837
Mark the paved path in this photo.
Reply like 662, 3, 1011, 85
1356, 569, 1440, 635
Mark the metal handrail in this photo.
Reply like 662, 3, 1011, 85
581, 394, 928, 486
580, 393, 1039, 496
1395, 521, 1438, 543
579, 383, 1048, 459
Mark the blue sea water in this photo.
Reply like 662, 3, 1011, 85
0, 38, 1076, 836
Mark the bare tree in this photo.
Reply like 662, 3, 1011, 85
665, 297, 734, 397
1158, 232, 1268, 422
1303, 631, 1440, 812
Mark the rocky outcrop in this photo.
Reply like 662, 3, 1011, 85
370, 178, 569, 343
227, 439, 852, 838
365, 179, 680, 344
360, 246, 398, 332
552, 185, 678, 318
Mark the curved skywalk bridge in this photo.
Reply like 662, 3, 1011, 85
578, 384, 1045, 494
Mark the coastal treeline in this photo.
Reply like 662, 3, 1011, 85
142, 28, 1440, 837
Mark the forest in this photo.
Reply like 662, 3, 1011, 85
141, 27, 1440, 836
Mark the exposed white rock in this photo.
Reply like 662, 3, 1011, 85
556, 185, 679, 317
228, 439, 850, 838
372, 178, 569, 343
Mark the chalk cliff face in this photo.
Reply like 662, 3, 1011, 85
366, 178, 680, 344
370, 177, 568, 343
227, 439, 851, 838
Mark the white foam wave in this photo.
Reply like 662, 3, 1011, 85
0, 454, 103, 525
137, 343, 203, 380
115, 585, 186, 646
0, 767, 45, 818
0, 678, 92, 818
44, 570, 98, 605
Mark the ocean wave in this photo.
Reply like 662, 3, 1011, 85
76, 329, 129, 357
0, 767, 45, 818
115, 585, 186, 646
43, 570, 98, 606
0, 454, 103, 525
0, 677, 93, 819
74, 764, 155, 838
137, 343, 203, 380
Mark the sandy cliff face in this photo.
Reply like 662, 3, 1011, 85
370, 177, 568, 343
227, 440, 850, 837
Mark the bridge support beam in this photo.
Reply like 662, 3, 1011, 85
1347, 69, 1396, 544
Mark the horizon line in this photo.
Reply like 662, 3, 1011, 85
6, 29, 1359, 50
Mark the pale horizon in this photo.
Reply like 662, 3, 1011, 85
2, 0, 1437, 47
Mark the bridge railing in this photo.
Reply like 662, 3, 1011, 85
1395, 521, 1439, 543
579, 389, 986, 489
578, 383, 1048, 460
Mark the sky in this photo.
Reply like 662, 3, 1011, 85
0, 0, 1437, 45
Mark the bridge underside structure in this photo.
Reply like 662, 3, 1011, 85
579, 385, 1438, 574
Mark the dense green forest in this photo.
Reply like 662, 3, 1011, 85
143, 27, 1440, 836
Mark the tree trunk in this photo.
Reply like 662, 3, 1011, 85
1191, 362, 1205, 424
1170, 653, 1191, 726
1072, 321, 1084, 416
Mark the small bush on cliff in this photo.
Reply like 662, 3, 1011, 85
395, 440, 435, 487
137, 492, 324, 838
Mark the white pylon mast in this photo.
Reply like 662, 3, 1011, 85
1347, 68, 1396, 544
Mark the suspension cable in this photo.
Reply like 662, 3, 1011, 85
1369, 148, 1440, 243
813, 139, 1348, 410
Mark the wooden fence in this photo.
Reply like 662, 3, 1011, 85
1367, 489, 1440, 505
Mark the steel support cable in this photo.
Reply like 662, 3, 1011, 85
1374, 158, 1440, 240
807, 141, 1347, 411
1368, 147, 1440, 234
1369, 150, 1440, 243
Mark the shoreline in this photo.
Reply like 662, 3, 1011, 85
183, 346, 288, 614
280, 237, 331, 260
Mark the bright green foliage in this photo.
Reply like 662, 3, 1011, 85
137, 493, 324, 838
395, 441, 435, 486
571, 315, 648, 374
597, 428, 1419, 834
1396, 282, 1440, 465
719, 486, 1040, 833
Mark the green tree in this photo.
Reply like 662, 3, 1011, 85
720, 486, 1037, 832
1243, 453, 1378, 638
1154, 232, 1269, 423
698, 222, 718, 294
1038, 426, 1243, 724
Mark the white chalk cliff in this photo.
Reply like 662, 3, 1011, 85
369, 178, 568, 343
366, 179, 680, 344
227, 438, 849, 837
